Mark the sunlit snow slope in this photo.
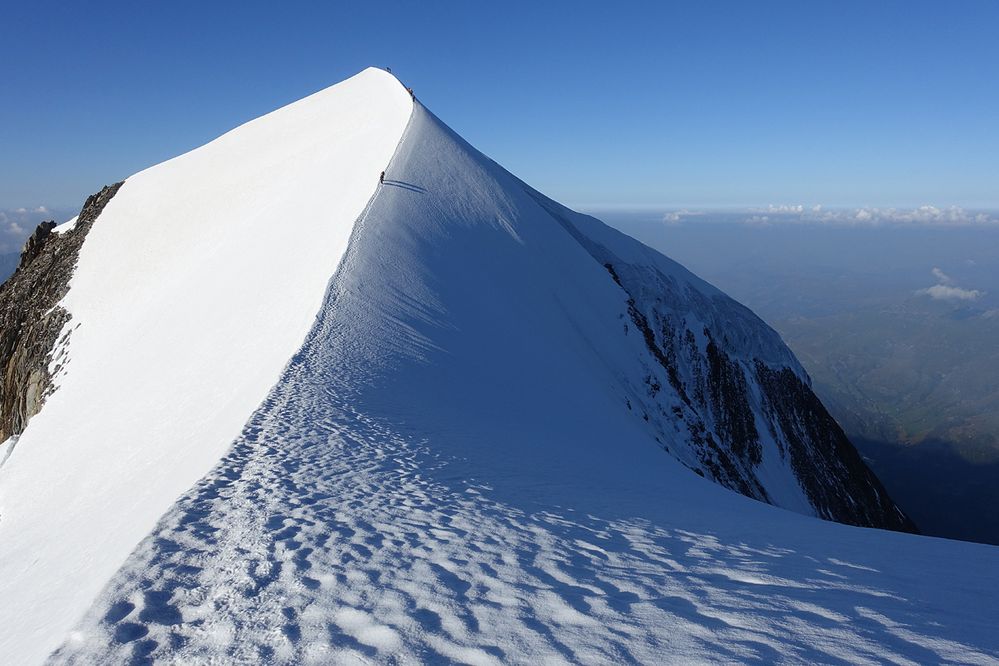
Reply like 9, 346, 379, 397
0, 68, 411, 663
51, 100, 999, 663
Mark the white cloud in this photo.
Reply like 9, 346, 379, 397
931, 267, 953, 285
661, 209, 703, 225
918, 284, 982, 301
917, 267, 982, 301
734, 205, 999, 227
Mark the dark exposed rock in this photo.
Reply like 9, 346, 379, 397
754, 363, 916, 531
610, 260, 914, 532
0, 183, 123, 443
603, 262, 774, 504
704, 336, 760, 465
608, 270, 691, 406
19, 221, 57, 267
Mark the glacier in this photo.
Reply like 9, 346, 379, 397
0, 68, 995, 664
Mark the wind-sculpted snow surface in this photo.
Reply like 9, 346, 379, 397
0, 68, 411, 663
55, 103, 998, 663
54, 384, 999, 665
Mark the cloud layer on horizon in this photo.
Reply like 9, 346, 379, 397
660, 205, 999, 228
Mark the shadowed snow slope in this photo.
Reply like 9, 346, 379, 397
0, 68, 411, 663
51, 104, 998, 663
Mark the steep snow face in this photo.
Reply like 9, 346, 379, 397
530, 198, 910, 529
0, 68, 411, 663
54, 103, 997, 664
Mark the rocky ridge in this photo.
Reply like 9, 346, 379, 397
0, 183, 122, 445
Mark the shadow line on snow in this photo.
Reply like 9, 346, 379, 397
383, 179, 427, 194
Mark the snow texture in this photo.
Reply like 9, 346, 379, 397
51, 101, 999, 663
0, 68, 411, 663
0, 69, 996, 664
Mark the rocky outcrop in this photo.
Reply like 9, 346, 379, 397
609, 256, 915, 532
0, 183, 122, 443
20, 221, 58, 266
754, 363, 915, 530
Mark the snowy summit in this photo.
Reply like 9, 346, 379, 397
0, 68, 996, 664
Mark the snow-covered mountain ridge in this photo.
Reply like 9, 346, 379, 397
0, 68, 994, 664
530, 193, 910, 527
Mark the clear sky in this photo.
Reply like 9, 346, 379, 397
2, 0, 998, 211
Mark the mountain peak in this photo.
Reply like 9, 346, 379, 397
5, 70, 987, 666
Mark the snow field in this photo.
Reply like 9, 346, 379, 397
55, 354, 999, 664
55, 101, 999, 664
0, 67, 412, 663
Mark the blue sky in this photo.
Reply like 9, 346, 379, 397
2, 0, 998, 211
